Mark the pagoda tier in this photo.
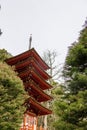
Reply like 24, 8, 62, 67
19, 68, 52, 90
6, 48, 50, 70
15, 57, 51, 80
25, 97, 52, 116
24, 80, 52, 102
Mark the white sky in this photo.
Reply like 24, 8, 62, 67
0, 0, 87, 65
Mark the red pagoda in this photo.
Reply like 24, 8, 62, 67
6, 48, 52, 130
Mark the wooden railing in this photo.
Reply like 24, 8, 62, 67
20, 125, 45, 130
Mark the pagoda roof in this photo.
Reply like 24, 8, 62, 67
26, 97, 52, 116
6, 48, 50, 70
19, 69, 52, 90
24, 80, 52, 102
15, 57, 51, 80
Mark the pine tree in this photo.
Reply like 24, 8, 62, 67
0, 49, 27, 130
53, 19, 87, 130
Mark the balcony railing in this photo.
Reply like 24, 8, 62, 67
20, 125, 46, 130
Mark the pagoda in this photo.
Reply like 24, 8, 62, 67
6, 48, 52, 130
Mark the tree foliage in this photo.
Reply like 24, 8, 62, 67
0, 49, 26, 130
53, 21, 87, 130
0, 49, 12, 62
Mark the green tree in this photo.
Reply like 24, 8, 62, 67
0, 29, 2, 35
0, 49, 12, 62
0, 49, 26, 130
53, 20, 87, 130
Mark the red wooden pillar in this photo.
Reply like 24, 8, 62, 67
23, 114, 26, 130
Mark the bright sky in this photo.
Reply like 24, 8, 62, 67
0, 0, 87, 64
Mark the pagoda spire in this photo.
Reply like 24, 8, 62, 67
29, 34, 32, 50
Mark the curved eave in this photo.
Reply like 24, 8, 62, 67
16, 58, 51, 80
27, 97, 52, 116
6, 48, 50, 70
19, 69, 52, 90
25, 111, 36, 117
25, 81, 52, 102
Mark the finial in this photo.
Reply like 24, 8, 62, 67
83, 17, 87, 28
29, 34, 32, 50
